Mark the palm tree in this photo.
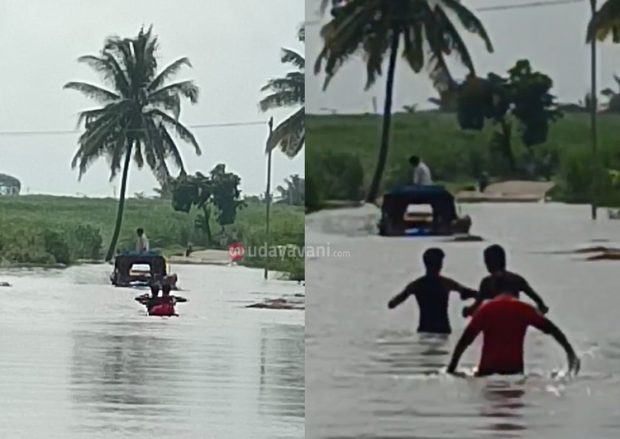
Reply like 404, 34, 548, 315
587, 0, 620, 43
315, 0, 493, 202
65, 26, 200, 260
601, 74, 620, 111
259, 27, 305, 157
277, 174, 305, 205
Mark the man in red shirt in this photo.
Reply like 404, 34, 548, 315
447, 276, 580, 376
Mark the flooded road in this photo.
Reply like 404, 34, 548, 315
0, 264, 304, 439
306, 203, 620, 439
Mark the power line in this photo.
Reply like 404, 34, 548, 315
0, 120, 268, 137
304, 0, 585, 24
478, 0, 583, 12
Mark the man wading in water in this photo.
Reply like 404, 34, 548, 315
463, 244, 549, 318
447, 275, 580, 376
388, 248, 477, 334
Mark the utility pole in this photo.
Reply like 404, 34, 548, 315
590, 0, 599, 220
264, 117, 274, 280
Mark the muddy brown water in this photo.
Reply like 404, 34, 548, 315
0, 264, 304, 438
306, 203, 620, 439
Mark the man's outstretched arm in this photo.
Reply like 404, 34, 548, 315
521, 280, 549, 314
388, 283, 415, 309
462, 279, 488, 317
452, 281, 478, 300
447, 326, 479, 374
537, 318, 580, 375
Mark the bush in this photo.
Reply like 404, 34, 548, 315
70, 225, 103, 259
554, 147, 620, 205
305, 167, 324, 212
308, 151, 364, 200
43, 230, 72, 265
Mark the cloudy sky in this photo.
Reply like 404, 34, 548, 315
306, 0, 620, 114
0, 0, 303, 197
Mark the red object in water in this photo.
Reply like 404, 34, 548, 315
228, 242, 245, 262
148, 302, 176, 316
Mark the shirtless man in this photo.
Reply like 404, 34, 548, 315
447, 275, 580, 376
388, 248, 477, 334
463, 244, 549, 317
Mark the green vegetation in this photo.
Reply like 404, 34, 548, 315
456, 60, 561, 170
0, 195, 303, 278
307, 112, 620, 206
171, 165, 245, 246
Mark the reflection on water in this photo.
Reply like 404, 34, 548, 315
0, 264, 304, 439
307, 203, 620, 439
258, 324, 305, 419
479, 382, 527, 437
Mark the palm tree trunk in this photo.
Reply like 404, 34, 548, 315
589, 0, 598, 220
365, 31, 400, 203
104, 144, 134, 261
203, 205, 213, 245
500, 119, 515, 172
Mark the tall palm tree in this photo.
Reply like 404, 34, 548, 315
259, 27, 305, 157
315, 0, 493, 202
65, 26, 200, 260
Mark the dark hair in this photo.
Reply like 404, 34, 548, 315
162, 284, 172, 295
484, 244, 506, 271
409, 155, 420, 166
423, 248, 444, 272
137, 228, 144, 235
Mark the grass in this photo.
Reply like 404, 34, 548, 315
0, 195, 304, 279
307, 112, 620, 204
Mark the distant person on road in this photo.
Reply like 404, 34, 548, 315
463, 244, 549, 317
409, 155, 433, 186
477, 171, 489, 193
135, 228, 150, 253
388, 248, 477, 334
447, 275, 580, 377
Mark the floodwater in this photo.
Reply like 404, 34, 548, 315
306, 203, 620, 439
0, 264, 304, 439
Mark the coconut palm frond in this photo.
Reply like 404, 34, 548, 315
149, 80, 199, 104
64, 81, 121, 103
148, 57, 193, 91
281, 48, 305, 69
266, 107, 304, 157
587, 0, 620, 42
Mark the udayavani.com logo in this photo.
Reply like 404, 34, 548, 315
227, 242, 350, 260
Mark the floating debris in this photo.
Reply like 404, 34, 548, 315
448, 234, 484, 242
246, 297, 304, 310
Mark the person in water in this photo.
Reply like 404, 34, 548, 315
447, 275, 580, 376
142, 283, 161, 309
463, 244, 549, 317
388, 248, 477, 334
